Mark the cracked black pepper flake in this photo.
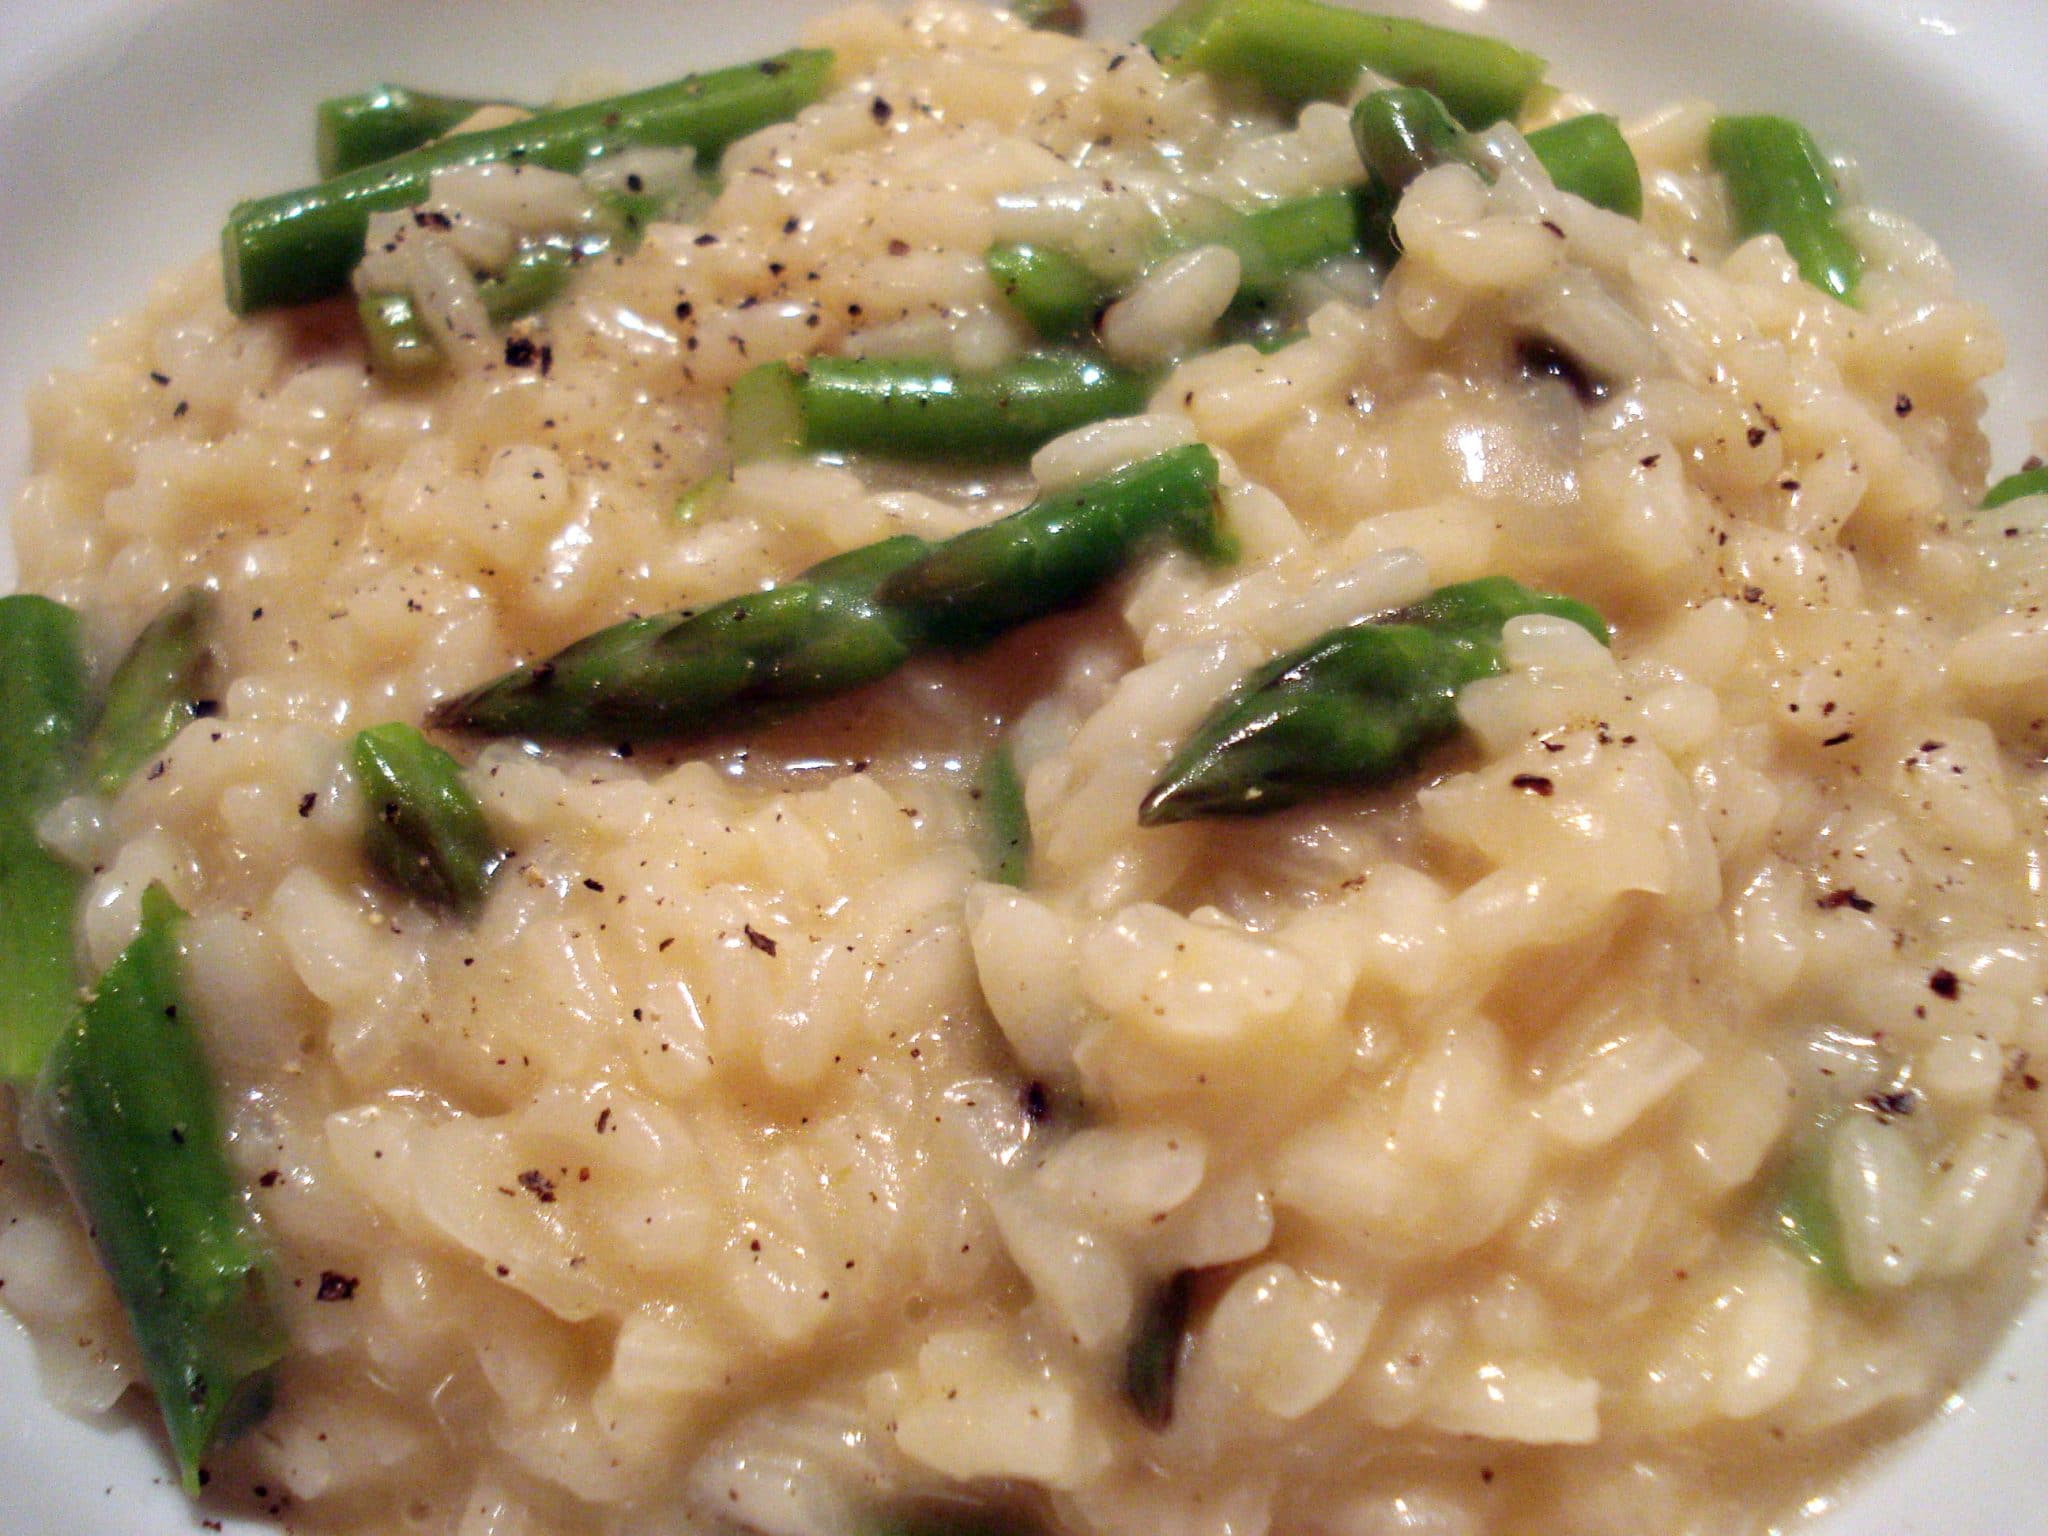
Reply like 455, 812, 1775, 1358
1510, 774, 1555, 796
744, 923, 778, 956
315, 1271, 359, 1302
504, 336, 539, 369
1817, 888, 1875, 913
1928, 969, 1961, 1000
517, 1169, 558, 1202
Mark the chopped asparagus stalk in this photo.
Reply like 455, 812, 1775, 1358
986, 242, 1115, 341
1983, 465, 2048, 509
226, 49, 835, 312
317, 84, 524, 178
978, 742, 1031, 886
1141, 576, 1607, 823
351, 723, 503, 916
1708, 114, 1861, 303
1144, 0, 1544, 129
437, 445, 1226, 742
1526, 112, 1642, 218
0, 594, 90, 1081
83, 588, 216, 797
732, 352, 1154, 464
40, 884, 284, 1492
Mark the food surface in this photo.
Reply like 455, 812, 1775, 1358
4, 4, 2046, 1535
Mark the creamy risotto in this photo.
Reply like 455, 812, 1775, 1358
3, 4, 2045, 1535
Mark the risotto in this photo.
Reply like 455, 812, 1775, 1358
2, 3, 2045, 1534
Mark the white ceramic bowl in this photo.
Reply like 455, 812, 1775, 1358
0, 1, 2043, 1531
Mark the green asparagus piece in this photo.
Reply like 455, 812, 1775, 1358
1768, 1132, 1854, 1291
978, 743, 1032, 886
351, 724, 502, 915
989, 190, 1364, 342
40, 884, 283, 1493
986, 242, 1115, 340
317, 84, 522, 178
438, 446, 1225, 742
225, 49, 835, 312
359, 291, 442, 375
1526, 112, 1642, 219
0, 595, 90, 1082
1143, 0, 1545, 129
83, 588, 216, 797
1352, 85, 1478, 195
1222, 190, 1366, 304
437, 535, 932, 741
1140, 576, 1606, 823
1007, 0, 1087, 32
1983, 465, 2048, 509
360, 239, 582, 374
1125, 1268, 1196, 1429
1352, 89, 1642, 259
731, 352, 1152, 464
879, 442, 1228, 645
1707, 114, 1861, 304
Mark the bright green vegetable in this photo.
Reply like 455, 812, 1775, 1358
83, 588, 216, 797
989, 190, 1365, 342
1143, 0, 1545, 129
1351, 88, 1642, 258
317, 84, 522, 178
1769, 1131, 1854, 1291
360, 239, 581, 373
40, 884, 284, 1493
1351, 85, 1477, 195
1526, 112, 1642, 219
225, 49, 835, 312
979, 743, 1032, 887
437, 535, 933, 741
1141, 576, 1607, 823
879, 442, 1229, 645
1983, 465, 2048, 509
1125, 1268, 1196, 1428
730, 352, 1153, 464
986, 242, 1114, 340
351, 724, 502, 916
1707, 114, 1861, 303
0, 595, 90, 1082
438, 446, 1225, 742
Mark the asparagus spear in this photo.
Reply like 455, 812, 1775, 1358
437, 535, 932, 741
1768, 1129, 1854, 1291
986, 242, 1114, 341
988, 190, 1364, 342
879, 441, 1229, 645
730, 352, 1153, 464
1143, 0, 1545, 129
351, 724, 503, 915
1983, 465, 2048, 509
0, 595, 90, 1082
977, 743, 1032, 887
82, 588, 217, 796
359, 238, 582, 375
1140, 576, 1607, 823
225, 49, 835, 312
40, 884, 284, 1493
317, 84, 523, 178
1352, 87, 1643, 257
1526, 113, 1642, 219
1125, 1267, 1196, 1428
437, 446, 1225, 742
1707, 114, 1861, 304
